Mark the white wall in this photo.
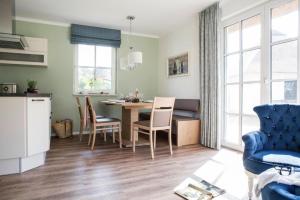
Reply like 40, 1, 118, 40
156, 0, 271, 99
220, 0, 269, 20
157, 15, 200, 99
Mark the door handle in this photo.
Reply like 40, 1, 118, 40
32, 99, 45, 102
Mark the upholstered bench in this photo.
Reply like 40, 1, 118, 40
139, 99, 200, 146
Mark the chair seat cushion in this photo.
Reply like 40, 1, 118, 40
134, 120, 150, 127
244, 150, 300, 174
96, 115, 104, 119
95, 118, 120, 123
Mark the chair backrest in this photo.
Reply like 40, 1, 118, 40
86, 96, 96, 124
75, 97, 84, 121
150, 97, 175, 128
254, 104, 300, 151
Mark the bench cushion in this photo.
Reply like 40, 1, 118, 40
139, 112, 198, 121
174, 99, 200, 112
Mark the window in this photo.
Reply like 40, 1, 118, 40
74, 44, 116, 94
270, 0, 299, 103
222, 0, 300, 150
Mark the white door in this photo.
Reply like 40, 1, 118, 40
222, 0, 299, 150
223, 14, 262, 149
27, 97, 50, 156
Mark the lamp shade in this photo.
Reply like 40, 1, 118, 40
128, 51, 143, 65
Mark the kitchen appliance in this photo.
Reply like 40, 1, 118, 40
0, 0, 48, 67
0, 83, 17, 93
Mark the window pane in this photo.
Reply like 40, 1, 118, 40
272, 81, 297, 103
96, 46, 112, 68
242, 15, 261, 49
95, 68, 112, 90
272, 0, 299, 42
78, 68, 94, 91
226, 84, 239, 114
272, 41, 298, 80
78, 44, 95, 67
226, 23, 240, 54
225, 114, 239, 145
242, 116, 260, 135
226, 54, 240, 83
243, 83, 260, 115
243, 49, 261, 82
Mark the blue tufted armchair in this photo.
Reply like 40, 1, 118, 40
242, 104, 300, 199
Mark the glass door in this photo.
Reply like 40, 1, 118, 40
222, 0, 300, 150
223, 15, 262, 148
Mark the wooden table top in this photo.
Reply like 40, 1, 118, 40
101, 101, 153, 109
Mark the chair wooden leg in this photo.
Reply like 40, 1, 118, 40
104, 129, 107, 142
119, 124, 122, 148
168, 129, 173, 155
91, 125, 96, 150
88, 123, 92, 146
248, 175, 253, 200
112, 126, 115, 143
79, 121, 84, 142
149, 131, 154, 159
132, 126, 136, 152
153, 130, 157, 149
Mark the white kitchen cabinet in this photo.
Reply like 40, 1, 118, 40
27, 97, 50, 156
0, 98, 26, 159
0, 95, 51, 175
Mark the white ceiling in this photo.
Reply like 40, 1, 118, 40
15, 0, 218, 37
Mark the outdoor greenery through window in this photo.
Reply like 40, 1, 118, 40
75, 44, 116, 94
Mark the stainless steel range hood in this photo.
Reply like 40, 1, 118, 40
0, 0, 28, 49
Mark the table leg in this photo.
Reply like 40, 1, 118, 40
120, 107, 149, 147
121, 107, 138, 141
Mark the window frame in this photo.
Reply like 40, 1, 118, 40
220, 0, 300, 151
73, 44, 117, 95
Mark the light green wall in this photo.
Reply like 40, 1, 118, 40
0, 21, 159, 131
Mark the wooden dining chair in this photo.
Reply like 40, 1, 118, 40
75, 96, 105, 141
132, 97, 175, 159
86, 96, 122, 150
75, 97, 85, 141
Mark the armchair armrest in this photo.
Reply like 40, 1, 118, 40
242, 131, 267, 160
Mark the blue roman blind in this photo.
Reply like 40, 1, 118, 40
71, 24, 121, 48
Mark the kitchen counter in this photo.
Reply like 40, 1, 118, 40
0, 93, 52, 97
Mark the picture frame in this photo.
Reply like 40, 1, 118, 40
167, 52, 189, 78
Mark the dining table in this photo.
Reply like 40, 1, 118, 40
100, 100, 153, 147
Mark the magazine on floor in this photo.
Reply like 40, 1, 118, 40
174, 177, 225, 200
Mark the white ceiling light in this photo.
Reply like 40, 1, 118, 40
122, 16, 143, 71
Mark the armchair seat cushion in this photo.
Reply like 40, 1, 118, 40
244, 150, 300, 174
261, 182, 300, 200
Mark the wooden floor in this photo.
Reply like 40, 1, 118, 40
0, 135, 221, 200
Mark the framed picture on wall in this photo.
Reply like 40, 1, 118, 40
167, 52, 189, 77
